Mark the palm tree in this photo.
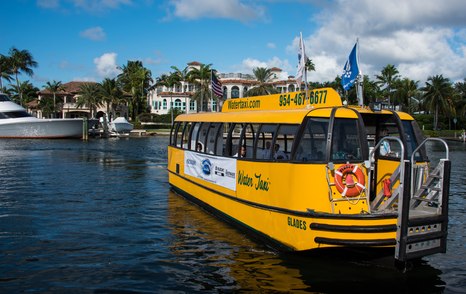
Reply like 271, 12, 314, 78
454, 79, 466, 120
156, 72, 181, 124
43, 80, 64, 118
0, 54, 13, 90
117, 60, 152, 120
76, 83, 102, 118
100, 78, 124, 120
8, 47, 38, 106
171, 65, 190, 113
376, 64, 400, 108
422, 75, 454, 130
10, 81, 39, 106
393, 78, 419, 112
244, 67, 278, 97
186, 63, 212, 112
304, 58, 316, 88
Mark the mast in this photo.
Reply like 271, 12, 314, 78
356, 39, 364, 106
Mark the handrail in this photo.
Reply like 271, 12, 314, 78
410, 138, 449, 199
367, 136, 405, 213
410, 137, 449, 163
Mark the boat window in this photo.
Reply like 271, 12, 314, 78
0, 94, 11, 102
197, 123, 210, 153
255, 124, 278, 160
376, 121, 402, 158
205, 123, 223, 155
228, 123, 244, 157
0, 111, 33, 119
190, 122, 202, 151
175, 122, 185, 147
170, 121, 181, 146
274, 124, 299, 161
330, 118, 363, 162
293, 117, 328, 162
181, 122, 192, 149
238, 123, 257, 159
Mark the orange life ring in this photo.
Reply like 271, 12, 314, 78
334, 164, 366, 197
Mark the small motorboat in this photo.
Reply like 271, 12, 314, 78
109, 117, 133, 134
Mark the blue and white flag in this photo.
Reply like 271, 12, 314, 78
341, 42, 360, 91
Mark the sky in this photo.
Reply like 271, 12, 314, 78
1, 0, 466, 89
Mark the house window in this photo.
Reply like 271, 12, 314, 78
174, 99, 182, 110
163, 99, 167, 110
231, 86, 240, 98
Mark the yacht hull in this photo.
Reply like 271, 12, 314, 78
0, 118, 84, 139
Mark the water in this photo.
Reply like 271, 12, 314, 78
0, 137, 464, 293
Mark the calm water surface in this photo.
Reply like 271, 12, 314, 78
0, 137, 465, 293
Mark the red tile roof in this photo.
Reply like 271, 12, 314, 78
39, 81, 97, 95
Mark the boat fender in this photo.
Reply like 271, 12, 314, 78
383, 178, 392, 197
334, 164, 366, 197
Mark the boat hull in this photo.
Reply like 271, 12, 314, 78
109, 117, 133, 134
168, 148, 398, 252
0, 118, 84, 139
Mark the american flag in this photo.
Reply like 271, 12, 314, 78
211, 71, 223, 97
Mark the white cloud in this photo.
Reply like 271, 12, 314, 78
38, 0, 133, 12
294, 0, 466, 83
73, 0, 132, 11
94, 52, 120, 78
80, 26, 106, 41
267, 42, 276, 49
37, 0, 60, 9
168, 0, 265, 22
234, 56, 292, 80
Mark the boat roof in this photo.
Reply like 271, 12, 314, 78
175, 88, 415, 123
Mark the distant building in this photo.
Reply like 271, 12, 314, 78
36, 81, 129, 120
147, 61, 301, 115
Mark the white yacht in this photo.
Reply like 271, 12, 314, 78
0, 93, 84, 139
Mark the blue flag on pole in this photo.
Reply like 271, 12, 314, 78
341, 42, 360, 91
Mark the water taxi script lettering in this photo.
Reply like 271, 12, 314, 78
227, 100, 260, 110
237, 170, 270, 191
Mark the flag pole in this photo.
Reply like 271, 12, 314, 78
210, 70, 213, 112
302, 32, 308, 92
356, 39, 364, 106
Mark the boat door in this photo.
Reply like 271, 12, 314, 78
360, 110, 450, 264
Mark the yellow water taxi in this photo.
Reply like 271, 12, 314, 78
167, 88, 450, 264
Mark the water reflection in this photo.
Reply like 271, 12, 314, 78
167, 191, 445, 292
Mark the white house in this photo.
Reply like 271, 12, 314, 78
147, 62, 301, 115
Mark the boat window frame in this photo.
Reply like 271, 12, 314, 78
170, 121, 181, 146
254, 123, 279, 160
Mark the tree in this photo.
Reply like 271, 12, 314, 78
376, 64, 400, 108
304, 58, 316, 88
156, 72, 181, 124
244, 67, 278, 97
0, 54, 13, 90
117, 60, 152, 121
8, 47, 38, 106
76, 83, 102, 118
186, 63, 212, 112
171, 65, 190, 113
393, 78, 419, 112
43, 80, 64, 118
454, 79, 466, 120
100, 78, 124, 120
10, 81, 39, 106
422, 75, 454, 130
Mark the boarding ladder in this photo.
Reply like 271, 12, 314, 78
368, 137, 450, 263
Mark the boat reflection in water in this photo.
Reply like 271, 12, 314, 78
167, 191, 444, 292
0, 93, 83, 139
